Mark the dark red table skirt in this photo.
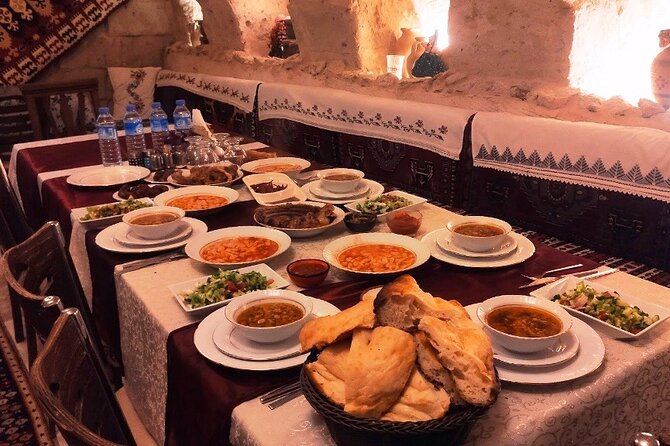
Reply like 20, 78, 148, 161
164, 242, 598, 446
14, 135, 140, 229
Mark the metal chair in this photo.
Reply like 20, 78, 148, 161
30, 307, 136, 446
20, 78, 99, 140
0, 161, 33, 342
0, 221, 101, 366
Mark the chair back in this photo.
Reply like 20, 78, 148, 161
0, 221, 100, 365
0, 161, 32, 246
31, 309, 135, 446
0, 94, 33, 160
20, 78, 99, 140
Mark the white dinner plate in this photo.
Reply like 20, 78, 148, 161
95, 218, 207, 254
153, 185, 239, 216
421, 229, 535, 268
72, 198, 154, 230
115, 221, 193, 247
242, 172, 307, 205
168, 263, 290, 314
465, 304, 604, 384
67, 166, 150, 187
470, 306, 579, 367
194, 297, 339, 370
240, 157, 311, 177
302, 179, 384, 205
254, 201, 346, 238
530, 276, 670, 339
322, 232, 431, 275
344, 190, 428, 221
184, 226, 292, 268
310, 180, 370, 200
167, 166, 243, 187
112, 185, 172, 201
436, 232, 518, 258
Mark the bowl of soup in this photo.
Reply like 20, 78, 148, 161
317, 168, 365, 193
122, 206, 185, 240
477, 295, 572, 353
446, 216, 512, 253
224, 289, 314, 343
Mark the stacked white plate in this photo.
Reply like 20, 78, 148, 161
421, 228, 536, 268
301, 178, 384, 205
465, 305, 605, 384
95, 217, 207, 254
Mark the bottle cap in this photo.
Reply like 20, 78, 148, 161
152, 102, 161, 108
175, 99, 186, 106
126, 104, 138, 112
99, 107, 110, 114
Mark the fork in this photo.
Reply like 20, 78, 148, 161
259, 381, 302, 410
520, 263, 584, 281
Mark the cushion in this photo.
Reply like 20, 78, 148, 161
108, 67, 161, 120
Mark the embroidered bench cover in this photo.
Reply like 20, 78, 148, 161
156, 70, 260, 113
472, 112, 670, 202
258, 82, 474, 160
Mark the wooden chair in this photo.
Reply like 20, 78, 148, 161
0, 221, 101, 366
0, 94, 33, 162
0, 161, 33, 342
20, 78, 99, 140
30, 308, 136, 446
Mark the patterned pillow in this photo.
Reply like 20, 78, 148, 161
108, 67, 161, 119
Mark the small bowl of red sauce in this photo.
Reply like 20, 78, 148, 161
287, 259, 330, 288
386, 210, 422, 235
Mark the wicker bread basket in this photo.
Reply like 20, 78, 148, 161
300, 352, 493, 446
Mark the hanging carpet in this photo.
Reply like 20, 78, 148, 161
0, 0, 130, 86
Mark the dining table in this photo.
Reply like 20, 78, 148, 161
9, 131, 670, 446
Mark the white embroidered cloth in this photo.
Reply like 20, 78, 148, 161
257, 82, 473, 160
472, 112, 670, 202
156, 70, 260, 113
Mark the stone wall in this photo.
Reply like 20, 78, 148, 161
33, 0, 180, 106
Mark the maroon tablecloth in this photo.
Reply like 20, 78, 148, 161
164, 242, 599, 446
14, 135, 139, 229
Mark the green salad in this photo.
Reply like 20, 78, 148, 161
183, 269, 273, 309
356, 194, 412, 215
81, 198, 152, 220
551, 281, 659, 334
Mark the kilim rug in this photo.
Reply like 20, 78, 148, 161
0, 316, 52, 445
0, 0, 130, 86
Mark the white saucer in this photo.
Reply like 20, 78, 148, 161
95, 218, 207, 253
194, 297, 340, 371
301, 179, 384, 205
114, 221, 193, 247
465, 304, 604, 384
471, 305, 579, 367
309, 180, 370, 200
421, 229, 535, 268
437, 233, 518, 258
213, 324, 301, 361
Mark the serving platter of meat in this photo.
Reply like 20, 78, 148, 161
113, 183, 171, 201
169, 164, 242, 186
254, 202, 346, 238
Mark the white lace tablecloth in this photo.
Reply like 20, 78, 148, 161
156, 70, 260, 113
116, 201, 456, 444
471, 112, 670, 202
230, 271, 670, 445
258, 82, 474, 160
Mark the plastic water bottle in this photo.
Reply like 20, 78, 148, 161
173, 99, 192, 136
149, 102, 169, 151
123, 104, 146, 166
96, 107, 123, 167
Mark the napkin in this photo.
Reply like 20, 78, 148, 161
191, 108, 213, 139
